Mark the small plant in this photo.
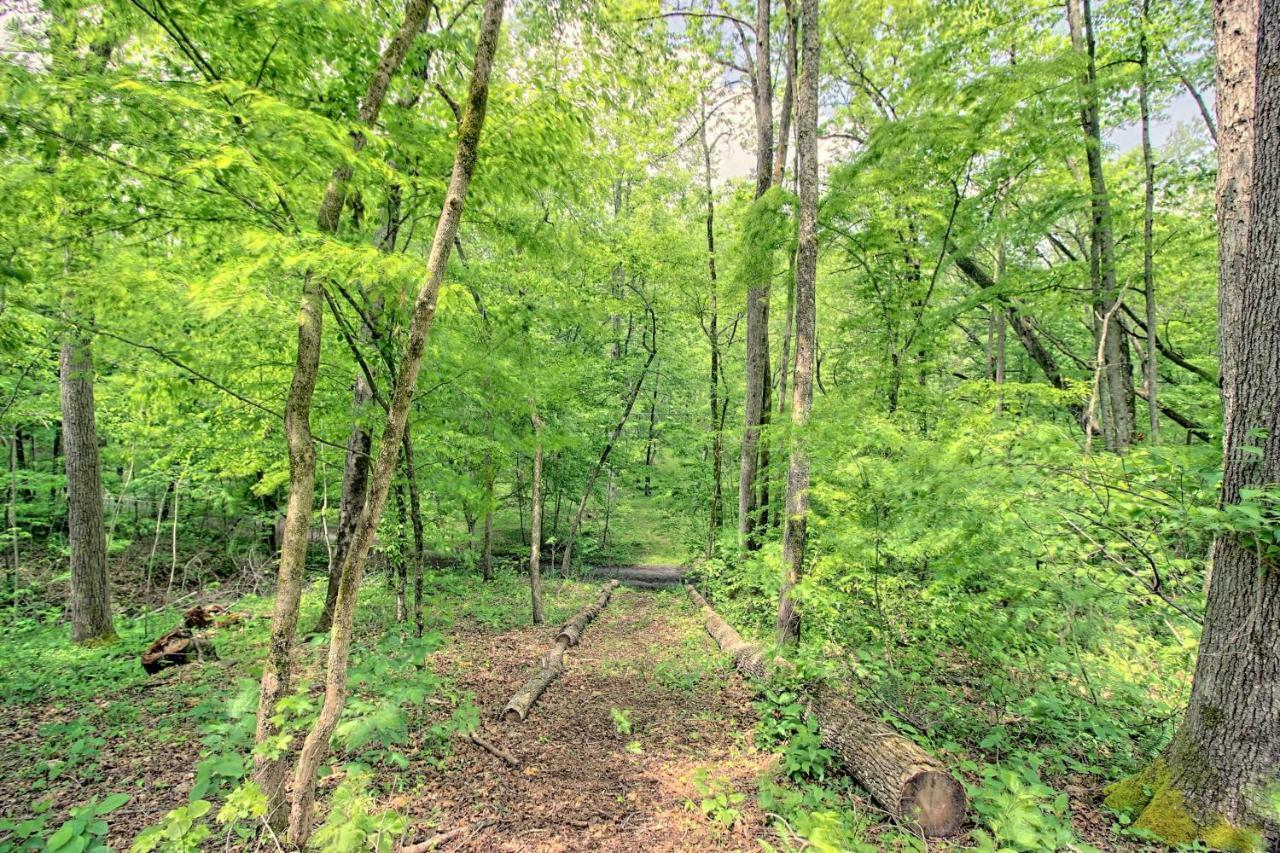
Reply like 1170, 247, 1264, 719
309, 767, 406, 853
687, 768, 745, 832
131, 800, 213, 853
610, 707, 633, 736
0, 794, 129, 853
968, 762, 1094, 852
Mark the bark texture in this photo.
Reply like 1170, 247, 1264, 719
738, 0, 774, 551
1106, 3, 1279, 846
687, 586, 966, 836
775, 0, 818, 647
286, 1, 505, 841
1068, 0, 1135, 452
59, 322, 116, 645
502, 580, 619, 722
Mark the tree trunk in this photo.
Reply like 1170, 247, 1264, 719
503, 581, 619, 722
738, 0, 774, 552
286, 2, 505, 841
402, 431, 426, 635
1106, 2, 1279, 844
699, 94, 723, 557
59, 316, 116, 645
528, 408, 545, 625
1068, 0, 1135, 452
770, 0, 798, 188
253, 277, 321, 826
643, 367, 658, 497
775, 0, 818, 647
1138, 0, 1159, 444
481, 406, 495, 581
317, 325, 376, 634
255, 0, 433, 826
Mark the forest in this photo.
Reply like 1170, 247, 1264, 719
0, 0, 1277, 849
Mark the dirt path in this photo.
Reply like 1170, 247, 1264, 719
410, 586, 773, 851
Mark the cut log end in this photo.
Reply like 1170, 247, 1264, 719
901, 769, 968, 837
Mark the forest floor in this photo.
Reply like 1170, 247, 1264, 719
407, 585, 773, 850
0, 558, 1156, 852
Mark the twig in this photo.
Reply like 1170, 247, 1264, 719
400, 819, 495, 853
466, 729, 518, 767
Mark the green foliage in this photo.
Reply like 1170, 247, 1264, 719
130, 800, 213, 853
687, 768, 745, 832
609, 707, 633, 736
967, 760, 1094, 852
308, 768, 406, 853
0, 794, 129, 853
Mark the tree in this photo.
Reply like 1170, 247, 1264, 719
1067, 0, 1136, 452
738, 0, 775, 551
252, 0, 433, 825
528, 405, 545, 624
60, 312, 116, 645
1104, 0, 1279, 844
286, 0, 506, 840
775, 0, 818, 646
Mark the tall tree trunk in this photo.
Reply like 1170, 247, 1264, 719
1068, 0, 1135, 452
59, 313, 116, 645
643, 365, 658, 497
776, 0, 818, 647
253, 277, 322, 826
771, 0, 798, 188
528, 407, 545, 625
286, 2, 504, 841
317, 180, 399, 632
1107, 2, 1279, 844
401, 431, 426, 635
1138, 0, 1160, 444
253, 0, 433, 830
739, 0, 774, 552
699, 95, 723, 556
317, 364, 374, 633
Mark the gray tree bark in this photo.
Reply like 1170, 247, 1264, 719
1138, 0, 1160, 444
738, 0, 774, 551
528, 407, 545, 625
1068, 0, 1136, 452
1110, 1, 1280, 843
775, 0, 818, 647
60, 316, 116, 645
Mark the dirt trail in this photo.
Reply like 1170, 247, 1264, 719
410, 587, 772, 851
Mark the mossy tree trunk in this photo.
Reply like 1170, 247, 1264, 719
1106, 2, 1279, 847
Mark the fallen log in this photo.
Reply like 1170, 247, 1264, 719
555, 580, 619, 646
685, 585, 967, 837
503, 580, 620, 722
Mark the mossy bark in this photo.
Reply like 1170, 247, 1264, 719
1107, 3, 1280, 849
1104, 759, 1262, 851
